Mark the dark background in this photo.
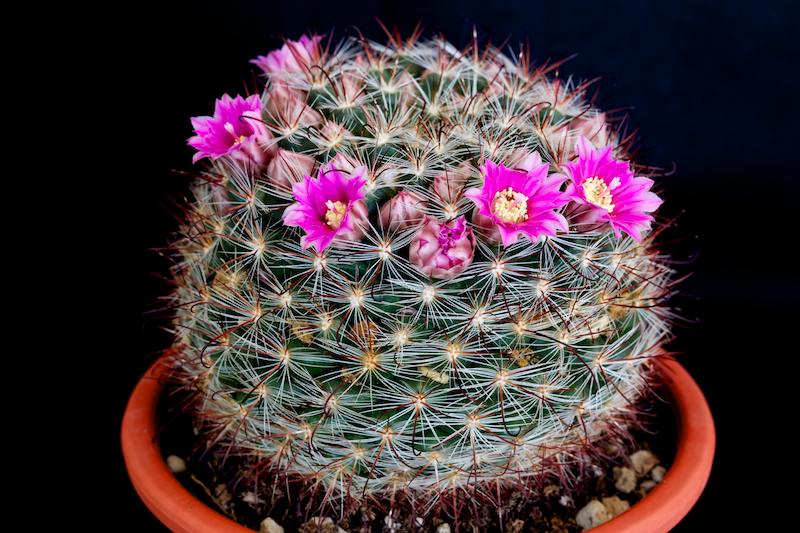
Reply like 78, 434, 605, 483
123, 1, 797, 530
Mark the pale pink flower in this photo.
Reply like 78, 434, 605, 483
250, 35, 324, 76
409, 216, 476, 280
563, 137, 663, 242
464, 156, 570, 247
378, 191, 428, 232
282, 166, 369, 252
187, 94, 275, 167
266, 148, 318, 191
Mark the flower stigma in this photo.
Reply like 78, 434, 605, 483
224, 122, 249, 145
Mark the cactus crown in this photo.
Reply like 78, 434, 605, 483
164, 27, 675, 521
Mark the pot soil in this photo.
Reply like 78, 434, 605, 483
122, 356, 714, 533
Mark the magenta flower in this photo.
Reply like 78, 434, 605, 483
563, 137, 663, 242
282, 166, 369, 252
250, 35, 323, 76
464, 156, 570, 247
409, 216, 476, 280
188, 94, 274, 167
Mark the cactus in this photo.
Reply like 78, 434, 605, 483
160, 28, 677, 524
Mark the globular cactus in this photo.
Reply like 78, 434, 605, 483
161, 28, 676, 523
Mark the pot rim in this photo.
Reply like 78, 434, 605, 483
121, 356, 714, 533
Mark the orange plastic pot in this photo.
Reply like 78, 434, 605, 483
121, 356, 714, 533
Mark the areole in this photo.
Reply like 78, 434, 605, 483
121, 355, 714, 533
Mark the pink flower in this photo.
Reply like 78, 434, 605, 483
464, 156, 570, 247
563, 137, 663, 242
266, 148, 318, 191
188, 94, 274, 167
378, 191, 428, 232
250, 35, 324, 76
282, 166, 369, 252
409, 216, 476, 280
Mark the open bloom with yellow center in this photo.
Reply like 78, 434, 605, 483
464, 156, 570, 247
282, 166, 368, 251
563, 137, 663, 242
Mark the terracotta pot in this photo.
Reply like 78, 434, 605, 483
121, 356, 714, 533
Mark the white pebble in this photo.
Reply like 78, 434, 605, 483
166, 455, 186, 474
601, 495, 630, 517
576, 500, 611, 530
639, 479, 658, 493
613, 466, 637, 494
651, 465, 667, 482
305, 517, 348, 533
260, 517, 284, 533
630, 450, 659, 476
436, 523, 451, 533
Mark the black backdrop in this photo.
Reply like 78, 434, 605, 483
123, 1, 798, 530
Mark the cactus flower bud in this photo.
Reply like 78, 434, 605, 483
379, 191, 428, 232
321, 153, 359, 175
266, 148, 318, 190
429, 163, 471, 204
265, 84, 323, 127
470, 205, 503, 242
571, 113, 610, 151
409, 216, 476, 279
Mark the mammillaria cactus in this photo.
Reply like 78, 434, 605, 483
161, 27, 677, 526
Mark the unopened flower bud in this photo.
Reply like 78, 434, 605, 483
267, 148, 318, 191
470, 206, 502, 243
379, 191, 428, 232
429, 163, 472, 204
409, 216, 476, 279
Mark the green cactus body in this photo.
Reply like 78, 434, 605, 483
166, 32, 675, 517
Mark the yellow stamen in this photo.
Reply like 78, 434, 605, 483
491, 188, 529, 224
582, 177, 620, 212
324, 200, 347, 229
